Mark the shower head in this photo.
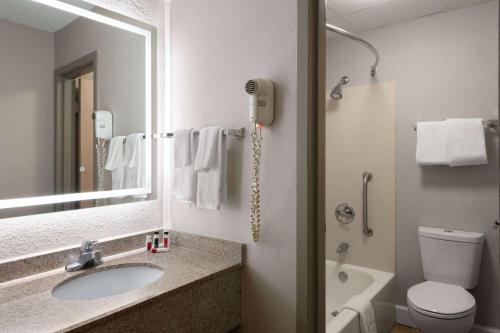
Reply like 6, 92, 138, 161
330, 75, 349, 100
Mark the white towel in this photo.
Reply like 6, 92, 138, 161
174, 129, 193, 168
416, 121, 448, 166
343, 295, 377, 333
446, 118, 488, 167
124, 134, 146, 197
105, 136, 126, 190
173, 129, 199, 204
195, 127, 226, 210
194, 127, 222, 172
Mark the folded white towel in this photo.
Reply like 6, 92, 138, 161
416, 121, 448, 166
124, 134, 146, 198
173, 129, 198, 205
194, 127, 221, 172
105, 136, 127, 190
343, 295, 377, 333
174, 129, 193, 168
195, 127, 226, 210
446, 118, 487, 167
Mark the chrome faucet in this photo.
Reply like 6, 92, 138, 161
65, 240, 103, 272
336, 242, 349, 254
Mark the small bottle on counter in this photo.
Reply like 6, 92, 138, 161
151, 247, 170, 253
163, 231, 170, 251
153, 231, 160, 248
145, 235, 153, 251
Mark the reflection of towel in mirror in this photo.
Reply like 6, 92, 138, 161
105, 136, 127, 190
124, 133, 146, 198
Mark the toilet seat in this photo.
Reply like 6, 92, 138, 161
407, 281, 476, 319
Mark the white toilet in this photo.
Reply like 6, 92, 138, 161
407, 226, 484, 333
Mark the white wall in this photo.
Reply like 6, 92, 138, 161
0, 0, 165, 261
326, 2, 499, 328
0, 19, 54, 200
169, 0, 299, 331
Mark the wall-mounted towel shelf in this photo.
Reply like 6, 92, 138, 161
413, 119, 499, 132
154, 127, 245, 139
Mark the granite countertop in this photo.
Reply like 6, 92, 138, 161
0, 245, 241, 333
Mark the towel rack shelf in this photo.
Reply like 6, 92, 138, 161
413, 119, 499, 132
154, 127, 245, 139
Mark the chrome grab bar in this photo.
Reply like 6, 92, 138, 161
362, 172, 374, 237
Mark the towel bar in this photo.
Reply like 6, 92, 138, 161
413, 119, 498, 132
153, 127, 245, 139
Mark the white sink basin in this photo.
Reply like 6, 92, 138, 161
52, 264, 164, 301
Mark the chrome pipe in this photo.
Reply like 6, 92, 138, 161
362, 172, 374, 237
326, 24, 380, 77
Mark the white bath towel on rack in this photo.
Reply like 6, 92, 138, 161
174, 129, 193, 168
194, 127, 227, 210
415, 121, 448, 166
343, 295, 377, 333
173, 129, 198, 205
446, 118, 488, 167
105, 136, 127, 190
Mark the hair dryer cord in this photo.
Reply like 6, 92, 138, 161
250, 124, 263, 242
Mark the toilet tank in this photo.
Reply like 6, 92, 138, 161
419, 226, 484, 289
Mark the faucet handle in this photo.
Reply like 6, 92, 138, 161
81, 240, 97, 252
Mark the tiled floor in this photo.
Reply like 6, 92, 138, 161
391, 324, 421, 333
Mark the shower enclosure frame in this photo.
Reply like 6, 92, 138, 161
295, 0, 325, 333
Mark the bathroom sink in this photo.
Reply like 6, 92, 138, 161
52, 264, 164, 301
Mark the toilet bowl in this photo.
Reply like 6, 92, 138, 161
406, 227, 484, 333
407, 281, 475, 333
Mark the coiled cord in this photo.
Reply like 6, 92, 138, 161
250, 124, 263, 242
94, 138, 108, 207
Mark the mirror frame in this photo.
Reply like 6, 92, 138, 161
0, 0, 154, 210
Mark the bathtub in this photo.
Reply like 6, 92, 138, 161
326, 260, 395, 333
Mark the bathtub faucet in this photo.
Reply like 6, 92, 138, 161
336, 242, 349, 254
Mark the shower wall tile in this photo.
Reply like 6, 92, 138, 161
325, 82, 396, 273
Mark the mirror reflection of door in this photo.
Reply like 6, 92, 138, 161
76, 73, 94, 207
55, 55, 97, 210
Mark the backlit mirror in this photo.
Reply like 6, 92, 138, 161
0, 0, 155, 218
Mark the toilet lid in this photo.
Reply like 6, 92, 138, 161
407, 281, 475, 315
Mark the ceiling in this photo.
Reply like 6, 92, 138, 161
326, 0, 493, 37
0, 0, 94, 33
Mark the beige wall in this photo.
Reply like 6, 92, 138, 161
326, 2, 499, 328
0, 0, 165, 261
0, 19, 54, 200
169, 0, 299, 331
55, 16, 146, 136
325, 82, 396, 273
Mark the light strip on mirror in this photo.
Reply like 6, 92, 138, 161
145, 32, 152, 193
0, 189, 147, 210
31, 0, 150, 36
0, 0, 155, 210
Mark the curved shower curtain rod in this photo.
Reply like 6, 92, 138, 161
326, 23, 380, 76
